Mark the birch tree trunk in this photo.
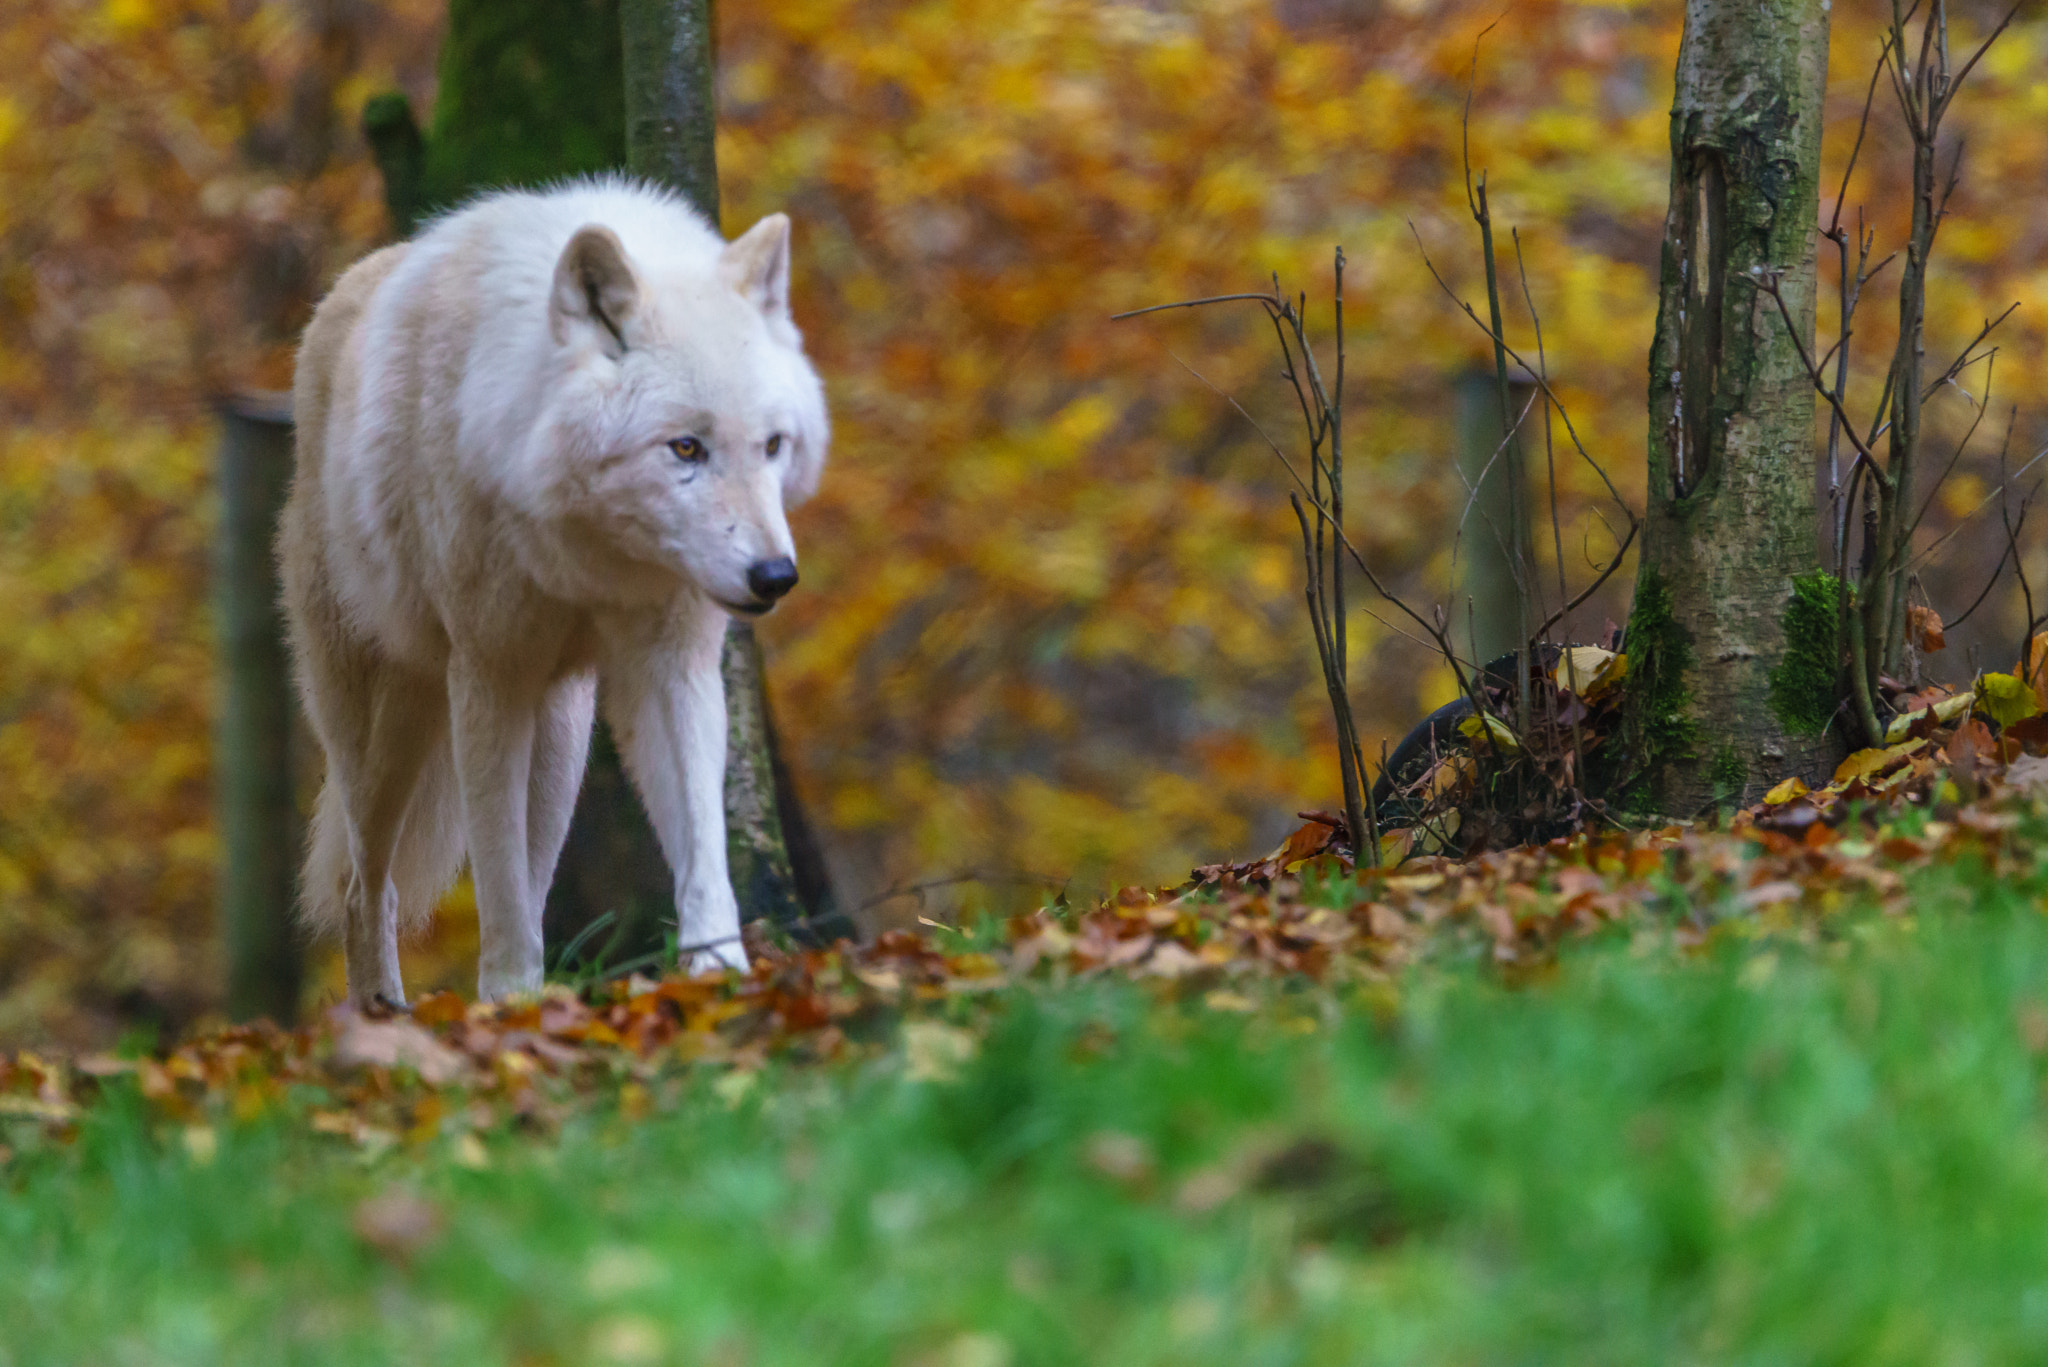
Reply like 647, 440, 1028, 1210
621, 0, 839, 938
1624, 0, 1836, 816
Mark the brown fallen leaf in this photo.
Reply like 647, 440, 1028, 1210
1083, 1130, 1154, 1186
2006, 753, 2048, 792
352, 1185, 444, 1266
330, 1011, 467, 1086
1908, 604, 1946, 654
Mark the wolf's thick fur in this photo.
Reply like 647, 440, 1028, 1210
281, 179, 826, 1005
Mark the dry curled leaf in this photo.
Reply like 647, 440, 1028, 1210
352, 1186, 444, 1265
1908, 605, 1946, 654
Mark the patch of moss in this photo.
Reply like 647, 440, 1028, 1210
1610, 568, 1698, 810
1768, 570, 1845, 738
1710, 743, 1747, 805
365, 0, 626, 236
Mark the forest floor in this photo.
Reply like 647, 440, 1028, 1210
10, 778, 2048, 1364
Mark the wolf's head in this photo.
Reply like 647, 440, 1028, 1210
536, 211, 827, 615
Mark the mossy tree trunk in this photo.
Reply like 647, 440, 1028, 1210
1624, 0, 1839, 816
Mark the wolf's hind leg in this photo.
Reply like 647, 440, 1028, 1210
333, 669, 446, 1007
449, 661, 545, 1001
525, 670, 597, 907
389, 731, 465, 936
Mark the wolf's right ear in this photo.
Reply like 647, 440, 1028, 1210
550, 225, 639, 359
719, 213, 792, 326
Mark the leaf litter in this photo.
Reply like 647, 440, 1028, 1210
12, 670, 2048, 1162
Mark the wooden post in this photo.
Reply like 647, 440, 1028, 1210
1455, 367, 1537, 665
216, 392, 302, 1023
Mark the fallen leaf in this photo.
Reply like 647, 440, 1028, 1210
902, 1021, 978, 1083
410, 992, 468, 1026
1834, 740, 1926, 785
2006, 754, 2048, 791
330, 1012, 467, 1086
1763, 776, 1810, 805
1142, 941, 1206, 978
1083, 1130, 1154, 1185
1908, 605, 1946, 653
1457, 712, 1520, 753
1885, 691, 1975, 743
352, 1186, 444, 1265
1553, 645, 1626, 701
1978, 672, 2041, 728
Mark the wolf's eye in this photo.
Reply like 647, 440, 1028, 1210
765, 434, 783, 458
668, 436, 707, 464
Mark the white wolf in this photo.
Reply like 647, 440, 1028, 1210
280, 179, 826, 1007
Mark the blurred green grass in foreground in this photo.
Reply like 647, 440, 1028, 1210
9, 847, 2048, 1365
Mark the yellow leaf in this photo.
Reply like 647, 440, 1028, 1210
1833, 738, 1928, 786
1977, 672, 2040, 728
1552, 646, 1626, 701
1884, 690, 1975, 743
1763, 776, 1809, 805
1455, 713, 1520, 753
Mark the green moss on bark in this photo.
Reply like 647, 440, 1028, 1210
1709, 743, 1747, 805
1615, 568, 1698, 811
364, 0, 625, 235
1768, 570, 1845, 738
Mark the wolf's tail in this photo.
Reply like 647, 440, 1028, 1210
298, 740, 466, 941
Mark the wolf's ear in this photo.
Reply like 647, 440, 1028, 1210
550, 225, 640, 359
720, 213, 792, 324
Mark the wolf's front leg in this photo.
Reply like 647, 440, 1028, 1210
448, 660, 545, 999
600, 610, 748, 976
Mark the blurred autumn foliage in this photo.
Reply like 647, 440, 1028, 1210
4, 0, 2045, 1045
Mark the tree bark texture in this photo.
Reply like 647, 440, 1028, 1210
622, 0, 833, 938
218, 394, 303, 1022
1629, 0, 1835, 815
620, 0, 720, 216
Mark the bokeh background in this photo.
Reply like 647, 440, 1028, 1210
4, 0, 2045, 1045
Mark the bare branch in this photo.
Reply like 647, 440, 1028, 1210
1407, 221, 1637, 521
1111, 293, 1283, 321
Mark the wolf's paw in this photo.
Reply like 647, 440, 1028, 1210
687, 939, 750, 978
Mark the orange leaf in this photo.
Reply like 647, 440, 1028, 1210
410, 992, 467, 1026
1908, 605, 1946, 653
2029, 632, 2048, 711
1272, 821, 1337, 868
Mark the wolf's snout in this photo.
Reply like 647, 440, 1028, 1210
747, 557, 799, 602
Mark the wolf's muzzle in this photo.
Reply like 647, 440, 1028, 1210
746, 557, 800, 602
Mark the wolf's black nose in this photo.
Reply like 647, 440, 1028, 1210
747, 557, 800, 601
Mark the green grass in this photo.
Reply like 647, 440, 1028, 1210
11, 852, 2048, 1364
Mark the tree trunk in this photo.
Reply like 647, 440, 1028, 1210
622, 0, 840, 940
1624, 0, 1835, 817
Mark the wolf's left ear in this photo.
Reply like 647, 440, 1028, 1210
720, 213, 792, 324
551, 225, 640, 359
